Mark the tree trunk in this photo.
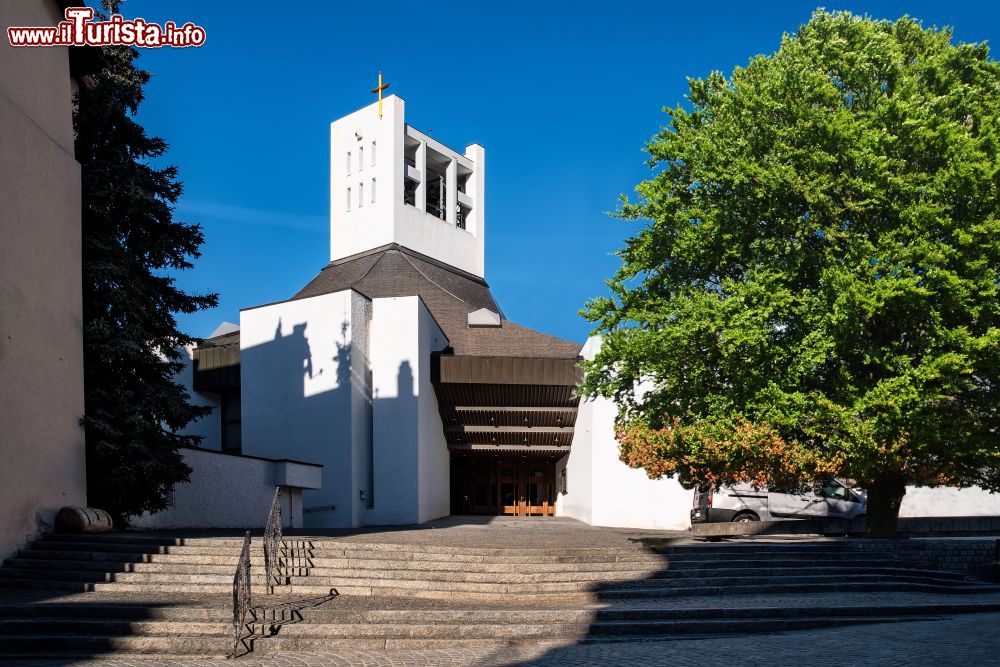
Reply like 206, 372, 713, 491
865, 477, 906, 538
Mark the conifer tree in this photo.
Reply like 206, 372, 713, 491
75, 32, 217, 525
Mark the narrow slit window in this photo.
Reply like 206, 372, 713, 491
359, 146, 364, 171
371, 141, 376, 166
371, 178, 376, 203
346, 187, 351, 211
359, 181, 364, 208
346, 151, 351, 175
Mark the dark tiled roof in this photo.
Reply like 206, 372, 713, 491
292, 244, 581, 359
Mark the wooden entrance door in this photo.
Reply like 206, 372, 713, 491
451, 455, 557, 517
523, 464, 555, 516
501, 462, 555, 517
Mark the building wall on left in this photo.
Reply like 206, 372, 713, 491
0, 1, 87, 558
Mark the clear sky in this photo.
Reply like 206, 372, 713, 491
120, 0, 1000, 344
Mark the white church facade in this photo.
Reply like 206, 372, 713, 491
137, 95, 1000, 532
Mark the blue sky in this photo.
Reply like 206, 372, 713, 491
120, 0, 1000, 344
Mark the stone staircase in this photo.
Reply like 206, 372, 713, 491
1, 533, 999, 659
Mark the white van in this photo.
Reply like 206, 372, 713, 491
690, 478, 866, 524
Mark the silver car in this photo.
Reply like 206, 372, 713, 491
690, 478, 867, 524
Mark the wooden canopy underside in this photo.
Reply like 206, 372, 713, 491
432, 354, 581, 458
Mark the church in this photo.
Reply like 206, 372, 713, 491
135, 93, 694, 531
137, 93, 1000, 532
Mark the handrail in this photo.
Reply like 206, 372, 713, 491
303, 504, 336, 514
263, 487, 282, 592
230, 530, 252, 657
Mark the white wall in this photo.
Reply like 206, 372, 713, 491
555, 415, 593, 525
174, 345, 222, 451
394, 203, 482, 277
901, 486, 1000, 517
330, 96, 400, 261
559, 337, 692, 530
130, 448, 320, 530
0, 0, 87, 559
368, 296, 449, 525
349, 295, 374, 525
416, 300, 451, 522
240, 290, 365, 528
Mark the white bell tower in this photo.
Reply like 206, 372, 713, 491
329, 88, 486, 277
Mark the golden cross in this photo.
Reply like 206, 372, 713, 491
370, 71, 390, 119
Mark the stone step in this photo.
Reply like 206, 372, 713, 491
0, 561, 659, 582
596, 581, 1000, 600
243, 616, 915, 652
14, 549, 249, 565
15, 547, 912, 571
24, 543, 673, 564
40, 534, 256, 547
27, 542, 270, 557
0, 635, 231, 657
1, 577, 992, 600
288, 601, 1000, 624
0, 618, 229, 636
6, 601, 1000, 629
0, 604, 228, 622
4, 556, 678, 574
0, 579, 240, 594
3, 559, 962, 585
0, 568, 272, 585
651, 543, 885, 554
271, 556, 911, 572
36, 537, 666, 558
280, 572, 973, 593
251, 612, 945, 641
0, 574, 975, 599
41, 533, 895, 554
36, 536, 903, 562
285, 565, 967, 584
0, 563, 969, 590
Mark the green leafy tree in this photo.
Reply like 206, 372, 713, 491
75, 35, 217, 526
582, 10, 1000, 537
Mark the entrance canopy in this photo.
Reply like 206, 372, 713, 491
431, 354, 581, 455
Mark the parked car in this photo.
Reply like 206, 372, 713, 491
690, 478, 866, 524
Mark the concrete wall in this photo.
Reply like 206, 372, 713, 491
555, 411, 593, 525
0, 0, 87, 558
240, 290, 365, 528
240, 289, 449, 528
558, 337, 693, 530
416, 300, 451, 523
901, 486, 1000, 517
349, 295, 374, 524
330, 96, 400, 261
130, 448, 320, 530
368, 296, 449, 525
174, 345, 222, 451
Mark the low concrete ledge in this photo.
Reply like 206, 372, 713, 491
275, 460, 322, 490
896, 516, 1000, 537
693, 519, 863, 538
693, 515, 1000, 539
130, 448, 322, 530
